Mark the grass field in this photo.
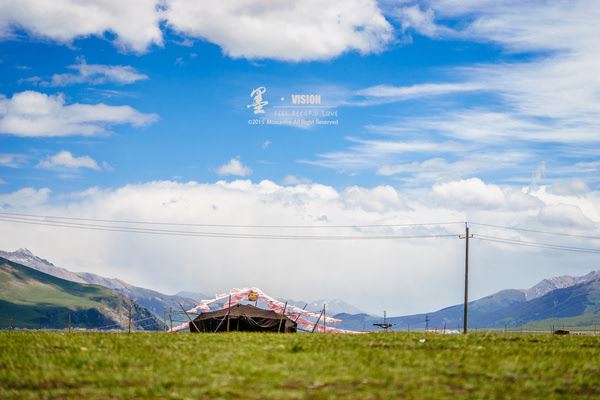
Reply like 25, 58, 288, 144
1, 332, 599, 399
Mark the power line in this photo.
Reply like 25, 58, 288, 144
469, 221, 600, 240
0, 216, 460, 241
474, 234, 600, 254
0, 211, 463, 229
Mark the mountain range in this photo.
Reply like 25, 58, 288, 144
336, 271, 600, 331
0, 257, 162, 330
1, 248, 598, 332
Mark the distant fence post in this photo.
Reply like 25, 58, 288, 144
128, 303, 132, 333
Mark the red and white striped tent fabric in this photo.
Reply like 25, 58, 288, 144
170, 287, 362, 334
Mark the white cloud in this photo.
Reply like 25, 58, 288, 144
0, 91, 158, 137
0, 178, 598, 315
164, 0, 393, 61
216, 158, 252, 177
281, 175, 312, 186
38, 151, 101, 171
48, 58, 148, 86
0, 0, 392, 61
393, 4, 455, 38
537, 204, 595, 229
303, 137, 467, 173
0, 0, 163, 53
548, 180, 590, 197
0, 187, 50, 208
0, 153, 27, 168
431, 178, 541, 211
354, 82, 482, 104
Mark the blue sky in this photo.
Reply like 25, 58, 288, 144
1, 2, 596, 193
0, 1, 599, 312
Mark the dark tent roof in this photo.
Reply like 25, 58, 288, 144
190, 303, 297, 333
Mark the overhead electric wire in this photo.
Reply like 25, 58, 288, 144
0, 215, 460, 241
469, 221, 600, 240
473, 234, 600, 254
0, 211, 462, 229
1, 211, 598, 252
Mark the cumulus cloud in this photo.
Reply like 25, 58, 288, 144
0, 178, 598, 315
0, 0, 163, 53
38, 151, 101, 171
0, 0, 392, 61
216, 158, 252, 177
0, 91, 158, 137
164, 0, 393, 61
432, 178, 542, 211
47, 58, 148, 86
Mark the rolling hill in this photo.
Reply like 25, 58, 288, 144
0, 249, 201, 321
0, 257, 162, 330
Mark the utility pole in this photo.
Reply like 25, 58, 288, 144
169, 306, 173, 333
460, 222, 472, 334
425, 315, 429, 331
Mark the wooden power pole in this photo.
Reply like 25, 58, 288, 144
460, 222, 472, 334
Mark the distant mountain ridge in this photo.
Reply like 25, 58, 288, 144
282, 298, 365, 316
0, 257, 162, 330
523, 271, 600, 300
0, 248, 87, 284
335, 270, 600, 331
0, 248, 201, 320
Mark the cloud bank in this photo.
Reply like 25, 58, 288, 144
0, 178, 598, 314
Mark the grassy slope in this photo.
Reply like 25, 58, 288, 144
0, 258, 159, 329
0, 332, 599, 399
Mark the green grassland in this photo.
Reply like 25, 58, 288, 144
1, 332, 599, 399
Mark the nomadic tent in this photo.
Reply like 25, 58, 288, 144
189, 303, 297, 333
171, 287, 360, 334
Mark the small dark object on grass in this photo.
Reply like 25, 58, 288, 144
290, 343, 303, 353
554, 330, 570, 335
